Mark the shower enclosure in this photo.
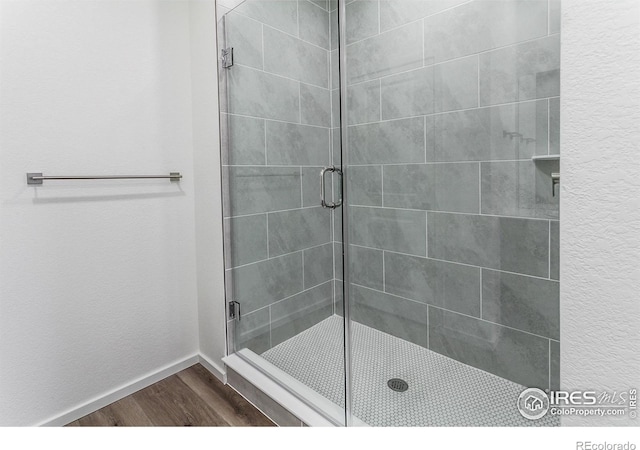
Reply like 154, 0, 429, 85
218, 0, 560, 426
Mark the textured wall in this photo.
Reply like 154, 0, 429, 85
342, 0, 561, 390
0, 0, 199, 425
560, 0, 640, 426
218, 1, 339, 354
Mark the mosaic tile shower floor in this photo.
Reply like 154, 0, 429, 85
261, 316, 559, 427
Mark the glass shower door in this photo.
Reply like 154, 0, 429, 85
217, 0, 348, 425
342, 0, 561, 426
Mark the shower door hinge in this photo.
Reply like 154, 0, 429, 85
221, 47, 234, 68
229, 301, 241, 321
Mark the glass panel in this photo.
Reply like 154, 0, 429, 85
343, 0, 561, 426
217, 0, 347, 425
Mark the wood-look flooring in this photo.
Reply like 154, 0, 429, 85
66, 364, 275, 427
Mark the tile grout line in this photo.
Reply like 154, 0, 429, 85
346, 32, 560, 88
345, 244, 559, 283
345, 96, 561, 127
226, 94, 559, 130
351, 282, 557, 342
229, 241, 333, 271
347, 204, 557, 222
242, 279, 333, 318
346, 0, 474, 46
233, 61, 329, 90
227, 111, 332, 131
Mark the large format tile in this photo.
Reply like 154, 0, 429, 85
383, 163, 479, 213
429, 307, 550, 388
264, 27, 329, 88
348, 165, 382, 206
481, 160, 559, 219
266, 121, 330, 165
550, 220, 559, 280
298, 0, 330, 49
348, 117, 425, 164
229, 252, 303, 314
347, 21, 422, 85
235, 307, 271, 354
221, 114, 265, 165
224, 166, 301, 216
300, 83, 332, 127
384, 252, 481, 317
431, 100, 548, 161
427, 212, 549, 277
345, 0, 379, 45
225, 11, 264, 70
479, 35, 560, 106
303, 243, 334, 288
482, 269, 559, 339
348, 245, 384, 291
271, 281, 333, 346
268, 207, 331, 256
234, 0, 298, 36
379, 0, 468, 32
228, 65, 300, 122
433, 56, 478, 113
381, 67, 434, 120
348, 80, 381, 125
424, 0, 547, 65
351, 284, 428, 347
224, 214, 268, 268
350, 206, 427, 256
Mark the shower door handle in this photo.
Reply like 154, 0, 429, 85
320, 166, 342, 209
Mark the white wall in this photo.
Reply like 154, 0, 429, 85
189, 0, 228, 378
561, 0, 640, 426
0, 0, 201, 426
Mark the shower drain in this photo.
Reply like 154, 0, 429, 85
387, 378, 409, 392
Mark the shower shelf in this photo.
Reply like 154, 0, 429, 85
531, 154, 560, 161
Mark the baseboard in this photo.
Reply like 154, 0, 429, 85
37, 354, 200, 427
198, 353, 227, 384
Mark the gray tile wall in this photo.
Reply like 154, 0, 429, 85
222, 0, 561, 393
220, 1, 338, 356
341, 0, 560, 390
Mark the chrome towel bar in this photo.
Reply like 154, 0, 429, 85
26, 172, 182, 185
